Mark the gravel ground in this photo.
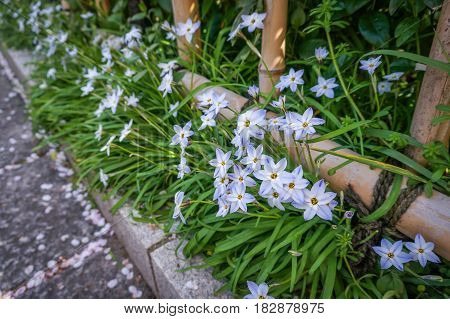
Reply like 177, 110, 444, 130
0, 63, 154, 299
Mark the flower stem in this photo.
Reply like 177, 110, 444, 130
325, 31, 365, 121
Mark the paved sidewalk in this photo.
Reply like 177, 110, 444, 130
0, 64, 154, 299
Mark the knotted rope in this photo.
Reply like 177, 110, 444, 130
345, 160, 424, 274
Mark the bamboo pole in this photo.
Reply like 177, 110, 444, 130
95, 0, 111, 16
408, 1, 450, 165
61, 0, 70, 11
181, 71, 450, 260
259, 0, 288, 97
171, 0, 201, 62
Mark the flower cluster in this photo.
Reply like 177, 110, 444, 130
161, 18, 200, 44
205, 105, 335, 220
373, 234, 440, 271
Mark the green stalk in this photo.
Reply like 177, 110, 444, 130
325, 31, 365, 121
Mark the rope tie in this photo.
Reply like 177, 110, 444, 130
345, 160, 424, 274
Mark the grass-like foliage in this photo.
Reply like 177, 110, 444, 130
0, 0, 448, 298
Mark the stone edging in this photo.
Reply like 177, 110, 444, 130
0, 45, 230, 299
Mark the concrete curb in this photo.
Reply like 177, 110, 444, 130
1, 46, 230, 299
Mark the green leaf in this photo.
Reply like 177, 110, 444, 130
339, 0, 371, 15
363, 50, 450, 73
395, 17, 420, 47
358, 12, 390, 47
424, 0, 442, 9
291, 6, 306, 27
298, 39, 328, 59
436, 104, 450, 112
432, 115, 450, 125
360, 174, 403, 222
130, 12, 146, 21
389, 0, 405, 15
306, 120, 372, 144
322, 255, 337, 298
157, 0, 172, 13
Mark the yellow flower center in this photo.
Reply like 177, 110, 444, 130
418, 248, 424, 253
237, 194, 243, 200
273, 192, 279, 198
220, 161, 226, 166
310, 197, 318, 205
258, 295, 265, 299
288, 182, 295, 189
302, 122, 308, 128
387, 252, 395, 258
270, 173, 278, 180
239, 177, 244, 182
245, 120, 251, 127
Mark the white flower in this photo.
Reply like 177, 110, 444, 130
315, 47, 328, 62
405, 234, 440, 268
170, 121, 194, 149
176, 18, 200, 43
237, 109, 267, 140
84, 67, 100, 81
66, 47, 78, 57
199, 112, 216, 130
99, 169, 108, 187
169, 102, 179, 117
240, 144, 265, 171
197, 89, 215, 108
229, 165, 256, 188
58, 31, 68, 43
103, 87, 123, 114
209, 148, 233, 178
290, 108, 325, 139
121, 47, 134, 59
244, 281, 274, 299
284, 166, 309, 203
95, 124, 103, 141
216, 198, 231, 217
373, 239, 411, 271
158, 73, 173, 97
377, 81, 392, 95
209, 93, 229, 115
124, 68, 135, 78
124, 26, 141, 47
310, 77, 339, 98
262, 188, 289, 211
383, 72, 403, 81
253, 156, 291, 195
125, 94, 139, 108
161, 20, 177, 40
276, 68, 304, 92
227, 24, 242, 41
157, 61, 177, 77
213, 175, 230, 200
81, 81, 94, 96
226, 183, 255, 213
268, 116, 286, 131
81, 12, 94, 19
292, 180, 336, 221
173, 191, 186, 224
360, 56, 382, 75
241, 12, 266, 33
270, 95, 285, 109
177, 156, 191, 179
101, 46, 112, 62
119, 120, 133, 142
248, 85, 259, 98
47, 68, 56, 80
100, 135, 116, 156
